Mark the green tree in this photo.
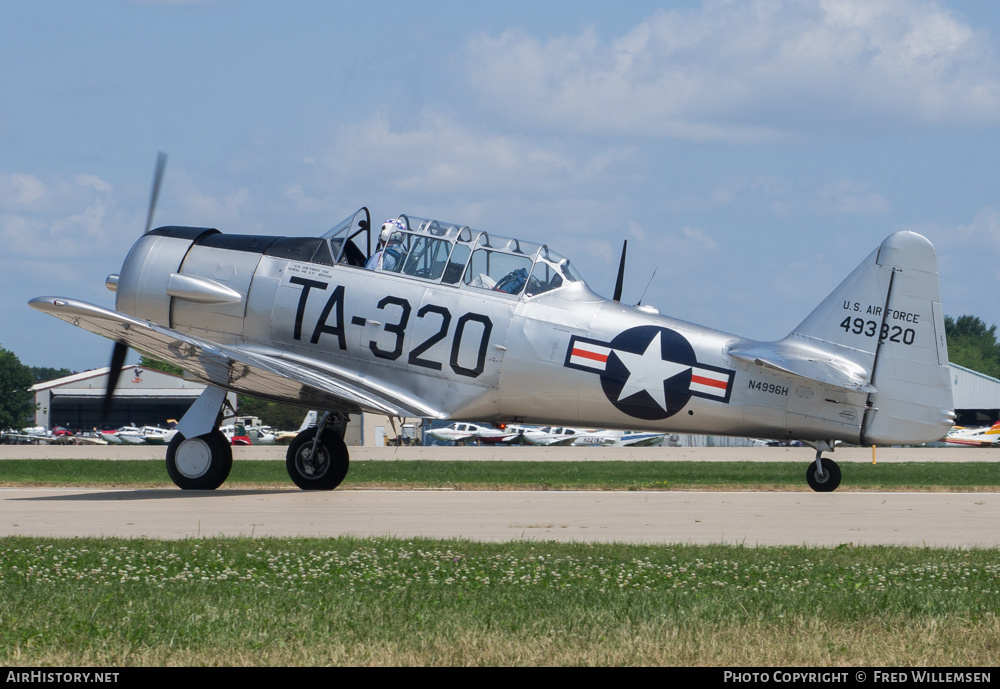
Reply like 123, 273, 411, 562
138, 356, 183, 376
0, 346, 34, 430
235, 396, 310, 431
29, 366, 75, 384
945, 315, 1000, 379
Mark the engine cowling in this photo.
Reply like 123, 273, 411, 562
113, 227, 219, 326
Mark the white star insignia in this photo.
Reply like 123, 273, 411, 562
614, 331, 691, 411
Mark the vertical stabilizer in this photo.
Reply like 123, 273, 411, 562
788, 231, 953, 444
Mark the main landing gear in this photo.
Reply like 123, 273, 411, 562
164, 385, 351, 491
166, 429, 233, 490
805, 442, 842, 492
285, 411, 351, 491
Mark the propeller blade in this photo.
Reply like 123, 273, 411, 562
101, 341, 129, 420
143, 151, 168, 235
612, 239, 627, 303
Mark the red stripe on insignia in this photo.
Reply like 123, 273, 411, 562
572, 347, 608, 363
691, 374, 728, 390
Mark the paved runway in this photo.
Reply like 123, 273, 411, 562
2, 488, 997, 547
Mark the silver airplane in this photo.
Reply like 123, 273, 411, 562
29, 156, 954, 492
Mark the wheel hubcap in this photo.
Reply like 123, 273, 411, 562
297, 446, 329, 478
176, 438, 212, 478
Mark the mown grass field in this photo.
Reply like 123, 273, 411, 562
1, 537, 998, 666
0, 459, 998, 491
1, 459, 997, 666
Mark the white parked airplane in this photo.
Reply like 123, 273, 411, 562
519, 426, 665, 447
426, 422, 519, 445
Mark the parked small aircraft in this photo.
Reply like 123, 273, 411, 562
944, 421, 1000, 447
1, 426, 74, 445
521, 427, 666, 447
30, 155, 954, 492
426, 422, 519, 445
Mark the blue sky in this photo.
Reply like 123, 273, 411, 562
3, 0, 1000, 371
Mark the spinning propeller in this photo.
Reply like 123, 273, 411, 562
101, 152, 167, 420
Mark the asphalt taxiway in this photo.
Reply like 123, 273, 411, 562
0, 446, 996, 546
1, 488, 997, 547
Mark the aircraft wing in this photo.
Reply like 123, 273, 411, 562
533, 435, 579, 447
617, 434, 666, 447
29, 297, 443, 419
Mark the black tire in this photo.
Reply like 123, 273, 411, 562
806, 457, 842, 492
166, 430, 233, 490
286, 427, 350, 490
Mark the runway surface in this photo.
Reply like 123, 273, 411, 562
2, 488, 997, 547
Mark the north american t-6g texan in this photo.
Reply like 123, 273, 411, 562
30, 155, 954, 492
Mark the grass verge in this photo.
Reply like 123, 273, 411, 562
1, 537, 997, 666
0, 459, 997, 491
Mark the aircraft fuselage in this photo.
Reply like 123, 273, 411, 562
118, 226, 867, 445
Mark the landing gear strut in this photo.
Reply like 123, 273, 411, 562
286, 412, 350, 490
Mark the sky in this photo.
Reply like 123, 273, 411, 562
3, 0, 1000, 372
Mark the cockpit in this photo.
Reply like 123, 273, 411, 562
322, 208, 586, 298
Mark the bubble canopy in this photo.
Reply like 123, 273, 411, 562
323, 210, 586, 298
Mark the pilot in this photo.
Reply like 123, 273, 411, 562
366, 218, 406, 271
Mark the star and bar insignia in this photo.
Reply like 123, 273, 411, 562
565, 325, 734, 420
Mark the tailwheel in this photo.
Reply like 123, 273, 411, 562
286, 426, 350, 490
166, 429, 233, 490
806, 455, 842, 492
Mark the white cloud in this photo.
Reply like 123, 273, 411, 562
0, 171, 126, 259
954, 205, 1000, 243
292, 110, 641, 235
819, 179, 892, 214
682, 226, 720, 251
322, 111, 639, 197
176, 186, 252, 227
465, 0, 1000, 139
0, 173, 49, 208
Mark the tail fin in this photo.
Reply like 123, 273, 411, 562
789, 231, 953, 444
298, 410, 318, 432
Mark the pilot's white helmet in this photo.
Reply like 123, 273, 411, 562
380, 218, 405, 244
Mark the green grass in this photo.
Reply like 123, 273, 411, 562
0, 459, 997, 490
1, 537, 997, 666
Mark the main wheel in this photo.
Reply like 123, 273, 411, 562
166, 429, 233, 490
286, 427, 350, 490
806, 457, 842, 492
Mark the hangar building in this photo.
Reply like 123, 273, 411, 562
32, 365, 235, 432
949, 363, 1000, 426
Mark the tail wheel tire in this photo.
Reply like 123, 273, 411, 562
806, 457, 842, 492
166, 430, 233, 490
286, 427, 350, 491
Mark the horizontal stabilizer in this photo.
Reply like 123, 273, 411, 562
727, 344, 875, 393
